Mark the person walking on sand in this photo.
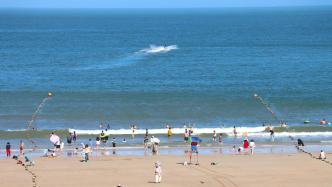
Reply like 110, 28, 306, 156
249, 139, 255, 155
154, 161, 162, 183
19, 140, 24, 155
6, 142, 11, 158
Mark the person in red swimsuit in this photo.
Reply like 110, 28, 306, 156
243, 139, 249, 152
6, 142, 11, 158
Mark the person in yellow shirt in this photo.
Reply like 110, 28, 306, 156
167, 127, 172, 137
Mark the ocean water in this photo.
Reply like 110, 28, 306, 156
0, 7, 332, 133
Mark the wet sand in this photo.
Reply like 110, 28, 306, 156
1, 153, 332, 187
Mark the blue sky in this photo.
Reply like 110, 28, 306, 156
1, 0, 332, 8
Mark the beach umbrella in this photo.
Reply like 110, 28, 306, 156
50, 134, 60, 144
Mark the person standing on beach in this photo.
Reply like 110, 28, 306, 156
6, 142, 11, 158
89, 138, 93, 149
189, 138, 200, 165
82, 144, 91, 162
243, 139, 249, 153
212, 130, 217, 142
73, 131, 77, 143
112, 137, 116, 148
249, 139, 255, 155
233, 126, 238, 137
184, 129, 189, 142
270, 129, 275, 142
95, 137, 101, 149
67, 133, 73, 145
218, 133, 223, 144
145, 128, 149, 137
19, 140, 24, 155
167, 127, 172, 137
144, 135, 149, 151
154, 161, 162, 183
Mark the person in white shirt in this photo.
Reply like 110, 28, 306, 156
154, 161, 162, 183
319, 150, 326, 160
249, 139, 256, 155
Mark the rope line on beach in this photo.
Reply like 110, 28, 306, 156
289, 136, 332, 166
24, 165, 38, 187
15, 159, 38, 187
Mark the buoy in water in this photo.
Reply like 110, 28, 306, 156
48, 92, 53, 97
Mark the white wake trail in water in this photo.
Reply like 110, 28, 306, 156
79, 45, 178, 70
137, 45, 178, 54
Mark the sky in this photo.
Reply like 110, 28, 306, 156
1, 0, 332, 8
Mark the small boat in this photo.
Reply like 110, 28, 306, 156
303, 120, 311, 124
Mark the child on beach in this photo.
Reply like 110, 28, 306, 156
243, 139, 249, 153
6, 142, 11, 158
319, 150, 326, 160
19, 140, 24, 155
82, 144, 91, 162
249, 139, 256, 155
112, 138, 116, 147
154, 161, 162, 183
95, 137, 101, 149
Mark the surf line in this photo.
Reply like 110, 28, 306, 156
26, 92, 53, 150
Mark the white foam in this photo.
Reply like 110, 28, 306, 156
68, 127, 332, 138
138, 45, 178, 54
69, 126, 266, 135
249, 131, 332, 137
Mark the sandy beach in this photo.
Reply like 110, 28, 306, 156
1, 152, 332, 187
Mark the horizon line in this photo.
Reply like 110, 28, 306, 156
0, 5, 331, 9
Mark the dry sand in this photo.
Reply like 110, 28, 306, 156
1, 153, 332, 187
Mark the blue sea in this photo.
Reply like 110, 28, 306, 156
0, 7, 331, 134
